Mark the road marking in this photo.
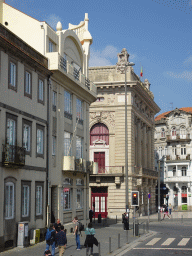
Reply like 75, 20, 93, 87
133, 248, 192, 250
146, 238, 161, 246
162, 238, 175, 246
178, 238, 190, 246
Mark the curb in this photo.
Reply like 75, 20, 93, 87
111, 230, 157, 256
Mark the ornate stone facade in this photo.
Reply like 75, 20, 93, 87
89, 49, 160, 218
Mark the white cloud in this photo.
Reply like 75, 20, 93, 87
184, 55, 192, 65
168, 71, 192, 81
89, 46, 136, 67
46, 14, 62, 30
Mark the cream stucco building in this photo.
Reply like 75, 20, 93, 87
0, 23, 52, 251
89, 49, 160, 218
155, 107, 192, 211
0, 0, 97, 250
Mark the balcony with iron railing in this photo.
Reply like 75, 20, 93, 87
95, 166, 124, 175
166, 134, 191, 142
166, 154, 190, 161
47, 52, 97, 96
2, 144, 25, 167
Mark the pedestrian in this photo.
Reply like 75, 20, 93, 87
55, 218, 62, 232
44, 250, 52, 256
122, 212, 129, 230
45, 223, 56, 256
84, 223, 98, 256
56, 225, 67, 256
169, 203, 172, 215
89, 209, 94, 223
163, 205, 170, 219
73, 216, 81, 250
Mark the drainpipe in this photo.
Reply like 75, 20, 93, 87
46, 75, 51, 227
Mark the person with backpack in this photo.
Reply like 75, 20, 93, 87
45, 223, 56, 256
73, 216, 81, 250
84, 223, 98, 256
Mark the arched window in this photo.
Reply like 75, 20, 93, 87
181, 167, 186, 176
172, 127, 176, 137
161, 128, 165, 138
180, 126, 186, 139
90, 123, 109, 145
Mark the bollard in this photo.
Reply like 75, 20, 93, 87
98, 242, 101, 256
126, 229, 128, 243
109, 237, 111, 253
182, 215, 183, 223
118, 233, 120, 248
116, 215, 117, 224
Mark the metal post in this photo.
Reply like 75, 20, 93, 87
118, 233, 120, 248
116, 215, 117, 224
109, 237, 111, 254
98, 242, 101, 256
133, 206, 135, 236
148, 196, 149, 225
126, 229, 128, 243
158, 160, 161, 221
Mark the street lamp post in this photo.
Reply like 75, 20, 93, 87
158, 159, 161, 221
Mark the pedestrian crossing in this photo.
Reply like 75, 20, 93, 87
145, 237, 190, 247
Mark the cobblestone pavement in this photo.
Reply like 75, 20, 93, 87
1, 212, 191, 256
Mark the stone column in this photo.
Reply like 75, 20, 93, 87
143, 124, 147, 167
137, 120, 142, 167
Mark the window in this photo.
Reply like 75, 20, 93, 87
181, 145, 186, 155
52, 91, 57, 111
38, 79, 44, 103
25, 71, 32, 97
76, 136, 83, 159
159, 147, 162, 159
64, 132, 72, 156
76, 188, 83, 209
173, 146, 177, 155
49, 40, 54, 52
164, 147, 167, 156
182, 167, 187, 176
63, 188, 72, 210
172, 127, 176, 137
90, 123, 109, 145
5, 182, 14, 219
52, 136, 56, 156
36, 185, 43, 216
161, 128, 165, 138
173, 167, 176, 176
22, 185, 30, 217
37, 126, 44, 156
7, 118, 16, 145
180, 126, 186, 139
96, 97, 104, 102
23, 123, 31, 153
9, 60, 17, 90
76, 98, 83, 122
64, 91, 72, 119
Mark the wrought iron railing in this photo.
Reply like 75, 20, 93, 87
85, 78, 90, 90
64, 111, 72, 120
60, 56, 67, 72
73, 67, 80, 80
98, 166, 124, 174
2, 144, 25, 167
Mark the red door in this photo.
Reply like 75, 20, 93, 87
91, 187, 108, 218
94, 152, 105, 173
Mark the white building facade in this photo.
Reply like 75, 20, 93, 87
155, 107, 192, 211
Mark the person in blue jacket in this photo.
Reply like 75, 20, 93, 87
84, 223, 98, 256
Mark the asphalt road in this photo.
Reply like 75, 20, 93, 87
121, 219, 192, 256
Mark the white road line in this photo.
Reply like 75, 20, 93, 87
133, 248, 192, 250
178, 238, 190, 246
146, 238, 161, 246
162, 238, 175, 246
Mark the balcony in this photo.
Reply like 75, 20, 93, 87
165, 175, 192, 183
166, 155, 191, 161
63, 156, 92, 173
94, 166, 124, 175
2, 144, 25, 167
47, 52, 97, 95
166, 134, 191, 142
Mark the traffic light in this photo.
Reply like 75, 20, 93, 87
131, 191, 139, 206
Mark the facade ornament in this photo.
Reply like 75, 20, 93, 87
116, 48, 129, 73
90, 111, 115, 128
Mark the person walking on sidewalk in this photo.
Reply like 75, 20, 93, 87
169, 203, 172, 215
56, 225, 67, 256
84, 223, 98, 256
73, 216, 81, 250
163, 205, 170, 219
122, 212, 129, 230
44, 223, 56, 256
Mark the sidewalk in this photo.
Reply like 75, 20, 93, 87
0, 221, 147, 256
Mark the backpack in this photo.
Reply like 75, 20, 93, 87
45, 228, 54, 241
78, 222, 84, 232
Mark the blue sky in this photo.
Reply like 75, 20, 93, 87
6, 0, 192, 115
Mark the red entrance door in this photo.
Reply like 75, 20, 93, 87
94, 152, 105, 173
91, 187, 108, 218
